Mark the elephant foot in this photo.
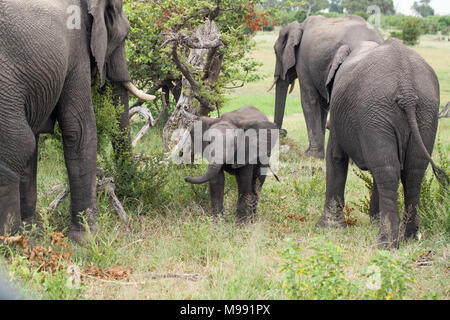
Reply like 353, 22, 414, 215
68, 208, 99, 244
315, 213, 346, 229
377, 235, 399, 250
370, 213, 380, 226
305, 147, 325, 159
68, 223, 99, 244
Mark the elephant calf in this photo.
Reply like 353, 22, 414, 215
183, 106, 280, 223
316, 38, 448, 249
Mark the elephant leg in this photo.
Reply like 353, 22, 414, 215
369, 180, 380, 225
235, 166, 257, 224
20, 134, 39, 229
56, 77, 98, 243
316, 134, 347, 228
372, 166, 401, 249
251, 166, 266, 215
0, 163, 21, 235
0, 118, 36, 235
299, 82, 326, 159
209, 168, 225, 216
401, 167, 427, 241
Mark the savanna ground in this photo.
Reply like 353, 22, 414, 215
1, 30, 449, 300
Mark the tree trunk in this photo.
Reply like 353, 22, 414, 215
162, 20, 224, 148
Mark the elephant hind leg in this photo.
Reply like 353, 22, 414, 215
0, 163, 21, 235
372, 166, 401, 250
316, 134, 348, 228
401, 166, 427, 241
0, 119, 37, 235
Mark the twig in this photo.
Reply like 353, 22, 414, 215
131, 272, 204, 281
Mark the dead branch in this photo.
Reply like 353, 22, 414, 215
132, 272, 204, 281
46, 170, 130, 231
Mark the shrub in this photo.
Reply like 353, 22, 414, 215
361, 251, 416, 300
402, 17, 423, 46
280, 238, 359, 300
280, 238, 417, 300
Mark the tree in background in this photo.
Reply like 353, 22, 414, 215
329, 0, 343, 13
341, 0, 395, 15
412, 0, 435, 18
402, 17, 423, 45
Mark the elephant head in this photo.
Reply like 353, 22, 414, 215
88, 0, 155, 102
184, 110, 279, 185
269, 21, 303, 128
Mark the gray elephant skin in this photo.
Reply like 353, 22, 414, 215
316, 38, 448, 249
0, 0, 153, 242
271, 15, 383, 158
184, 106, 279, 223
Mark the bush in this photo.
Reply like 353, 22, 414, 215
402, 17, 423, 46
279, 238, 417, 300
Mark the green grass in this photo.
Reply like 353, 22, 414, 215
1, 30, 449, 300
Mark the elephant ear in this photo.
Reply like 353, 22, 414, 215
274, 21, 303, 81
326, 45, 352, 103
88, 0, 110, 87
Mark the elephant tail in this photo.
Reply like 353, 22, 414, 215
398, 95, 449, 187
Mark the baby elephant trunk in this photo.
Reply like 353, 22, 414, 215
184, 164, 222, 184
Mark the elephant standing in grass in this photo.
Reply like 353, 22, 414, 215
184, 106, 280, 223
316, 38, 448, 249
270, 15, 383, 158
0, 0, 154, 242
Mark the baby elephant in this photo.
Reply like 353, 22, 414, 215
184, 106, 280, 223
316, 38, 448, 249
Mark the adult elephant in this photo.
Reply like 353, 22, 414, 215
0, 0, 154, 242
269, 15, 383, 158
316, 38, 448, 249
183, 106, 279, 223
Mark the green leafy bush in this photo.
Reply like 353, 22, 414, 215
280, 238, 416, 300
280, 238, 358, 300
402, 17, 423, 45
361, 251, 416, 300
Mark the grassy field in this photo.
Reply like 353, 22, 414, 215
1, 31, 449, 300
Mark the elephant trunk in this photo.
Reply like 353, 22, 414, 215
274, 77, 290, 129
184, 164, 222, 184
123, 82, 156, 102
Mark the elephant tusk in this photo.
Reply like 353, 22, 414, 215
266, 76, 280, 92
123, 82, 156, 102
289, 80, 295, 94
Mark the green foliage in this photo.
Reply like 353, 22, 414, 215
341, 0, 395, 15
280, 238, 416, 300
280, 238, 359, 299
418, 139, 450, 237
402, 17, 423, 46
361, 251, 416, 300
123, 0, 263, 112
412, 0, 435, 18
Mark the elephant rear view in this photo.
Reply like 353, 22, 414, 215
269, 15, 383, 158
0, 0, 154, 242
317, 38, 448, 249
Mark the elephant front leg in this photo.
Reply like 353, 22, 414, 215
209, 169, 225, 216
369, 180, 380, 225
316, 136, 347, 228
57, 92, 98, 243
235, 166, 257, 224
20, 135, 39, 230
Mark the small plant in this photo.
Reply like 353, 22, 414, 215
361, 251, 416, 300
279, 238, 358, 300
